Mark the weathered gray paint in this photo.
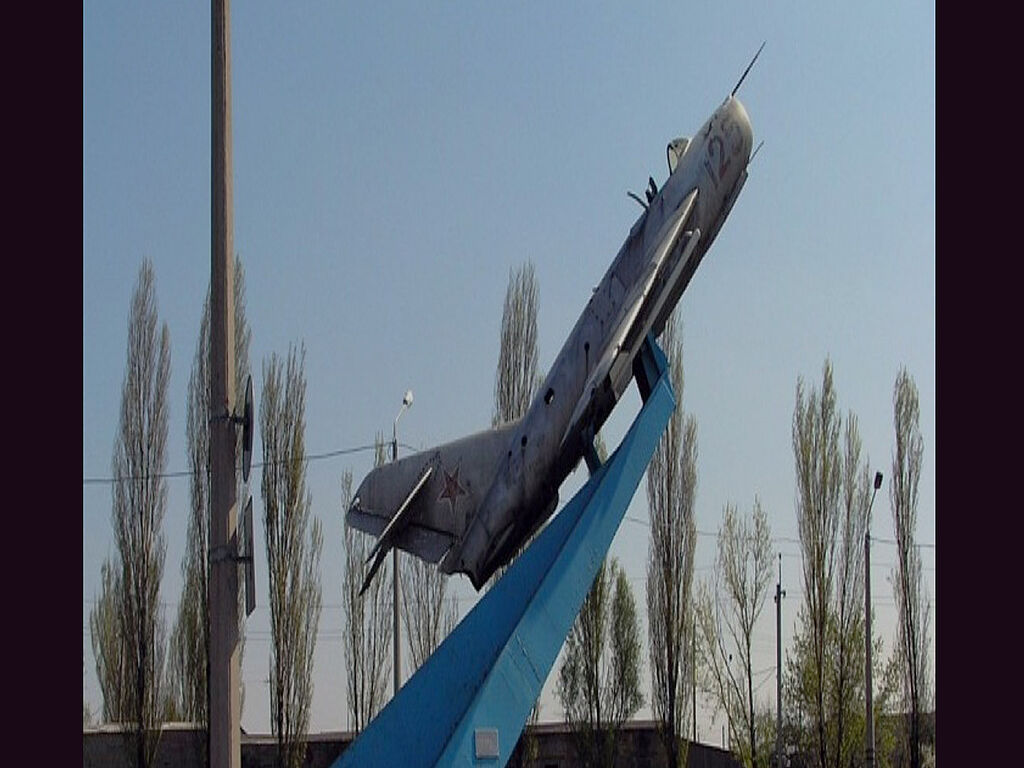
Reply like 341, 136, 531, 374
349, 98, 754, 591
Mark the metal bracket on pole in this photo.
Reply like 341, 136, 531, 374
209, 496, 256, 617
209, 375, 254, 484
209, 548, 252, 566
209, 544, 236, 564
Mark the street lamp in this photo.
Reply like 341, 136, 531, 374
392, 389, 413, 697
393, 390, 413, 461
865, 469, 883, 768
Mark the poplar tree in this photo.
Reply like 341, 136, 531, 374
785, 359, 880, 768
261, 344, 323, 768
492, 260, 539, 429
90, 557, 127, 723
646, 313, 698, 768
890, 368, 930, 768
791, 360, 842, 768
491, 260, 542, 767
89, 259, 171, 767
400, 556, 458, 673
166, 259, 251, 749
341, 444, 393, 734
695, 499, 773, 768
558, 558, 643, 768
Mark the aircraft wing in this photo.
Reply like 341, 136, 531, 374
559, 188, 699, 455
347, 421, 519, 579
608, 187, 700, 379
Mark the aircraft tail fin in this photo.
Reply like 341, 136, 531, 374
346, 422, 519, 581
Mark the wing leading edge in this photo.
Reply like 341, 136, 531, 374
560, 187, 699, 456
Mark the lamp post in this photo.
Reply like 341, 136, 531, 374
392, 389, 413, 697
865, 470, 883, 768
775, 553, 785, 768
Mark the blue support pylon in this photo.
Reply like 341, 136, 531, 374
334, 336, 674, 768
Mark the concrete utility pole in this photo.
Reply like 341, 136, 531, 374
865, 470, 883, 768
209, 1, 240, 766
775, 554, 785, 768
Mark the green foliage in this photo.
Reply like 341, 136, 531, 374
786, 359, 885, 768
558, 558, 644, 768
784, 606, 902, 768
873, 644, 904, 768
610, 566, 643, 724
791, 360, 841, 768
783, 362, 932, 768
695, 498, 773, 768
748, 708, 778, 768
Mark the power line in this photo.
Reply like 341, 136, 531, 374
86, 446, 936, 554
623, 514, 934, 550
871, 536, 935, 550
82, 441, 411, 485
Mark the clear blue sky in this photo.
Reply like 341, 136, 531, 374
84, 2, 934, 738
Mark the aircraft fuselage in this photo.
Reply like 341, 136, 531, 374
448, 97, 754, 588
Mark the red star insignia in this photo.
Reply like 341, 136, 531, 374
438, 466, 467, 513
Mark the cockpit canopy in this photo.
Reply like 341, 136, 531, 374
666, 137, 690, 174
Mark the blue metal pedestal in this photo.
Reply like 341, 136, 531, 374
334, 338, 674, 768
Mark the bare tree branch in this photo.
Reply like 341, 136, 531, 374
696, 499, 773, 768
166, 260, 251, 766
493, 261, 539, 428
890, 368, 930, 768
341, 444, 393, 734
90, 259, 171, 767
489, 261, 542, 766
558, 558, 643, 768
91, 557, 128, 724
261, 344, 323, 768
400, 555, 458, 673
791, 359, 841, 768
646, 312, 697, 768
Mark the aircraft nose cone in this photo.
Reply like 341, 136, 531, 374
728, 97, 754, 160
